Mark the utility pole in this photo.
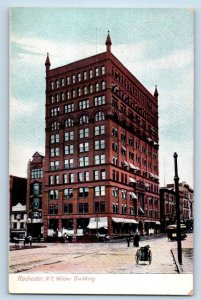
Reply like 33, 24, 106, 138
173, 152, 182, 265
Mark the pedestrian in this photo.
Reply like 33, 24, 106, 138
28, 235, 32, 246
127, 236, 131, 247
133, 232, 140, 247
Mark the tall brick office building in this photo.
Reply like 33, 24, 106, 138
43, 32, 160, 239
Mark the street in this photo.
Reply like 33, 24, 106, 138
9, 233, 193, 274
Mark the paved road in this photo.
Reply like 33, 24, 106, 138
9, 233, 193, 274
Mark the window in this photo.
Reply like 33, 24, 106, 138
61, 93, 65, 101
64, 104, 74, 113
102, 81, 106, 90
90, 84, 93, 94
79, 142, 89, 152
31, 168, 43, 179
56, 80, 59, 88
49, 190, 59, 200
72, 90, 76, 98
95, 111, 105, 121
78, 88, 81, 97
64, 144, 74, 155
122, 205, 127, 214
50, 161, 59, 170
79, 156, 89, 167
94, 95, 105, 106
79, 100, 89, 110
79, 128, 89, 139
83, 71, 87, 80
94, 139, 105, 150
78, 187, 89, 197
64, 158, 74, 169
121, 190, 127, 199
50, 107, 60, 117
64, 131, 74, 141
129, 138, 134, 146
50, 147, 59, 157
89, 69, 93, 78
33, 182, 40, 195
55, 175, 59, 184
66, 76, 70, 85
56, 94, 59, 102
72, 75, 75, 83
64, 188, 73, 199
112, 142, 118, 152
94, 125, 105, 136
94, 186, 105, 196
101, 170, 106, 180
51, 121, 59, 131
113, 203, 118, 213
121, 145, 126, 156
101, 66, 105, 75
78, 172, 83, 182
94, 202, 105, 212
112, 128, 118, 137
49, 175, 54, 185
65, 118, 74, 128
63, 174, 68, 184
67, 91, 70, 99
78, 203, 88, 213
112, 157, 118, 165
83, 86, 88, 95
79, 115, 89, 124
49, 205, 58, 215
50, 95, 54, 103
69, 173, 74, 183
50, 81, 54, 90
95, 83, 99, 92
112, 187, 118, 198
121, 132, 126, 142
94, 154, 105, 165
84, 171, 89, 181
63, 204, 73, 214
95, 67, 99, 76
61, 78, 64, 87
78, 73, 81, 82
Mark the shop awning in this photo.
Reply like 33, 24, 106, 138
130, 192, 137, 199
87, 217, 108, 229
129, 177, 136, 183
144, 220, 156, 223
112, 217, 138, 224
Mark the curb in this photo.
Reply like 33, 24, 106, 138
171, 249, 182, 273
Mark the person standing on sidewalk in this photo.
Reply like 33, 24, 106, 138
133, 232, 140, 247
127, 235, 131, 247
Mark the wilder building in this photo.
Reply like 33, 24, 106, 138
42, 32, 160, 240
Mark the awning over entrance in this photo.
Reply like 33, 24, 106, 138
112, 217, 138, 224
87, 217, 108, 229
130, 192, 137, 199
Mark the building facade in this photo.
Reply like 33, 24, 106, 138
10, 203, 27, 241
43, 32, 160, 239
26, 152, 45, 238
160, 181, 194, 232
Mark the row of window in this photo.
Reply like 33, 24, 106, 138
49, 185, 106, 199
49, 169, 106, 185
31, 168, 43, 179
50, 66, 105, 90
49, 201, 106, 215
49, 82, 106, 103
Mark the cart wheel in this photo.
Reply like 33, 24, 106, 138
135, 250, 140, 264
148, 251, 152, 264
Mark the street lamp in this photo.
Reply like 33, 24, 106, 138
173, 152, 182, 265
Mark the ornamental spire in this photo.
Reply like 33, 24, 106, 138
45, 52, 51, 71
105, 31, 112, 52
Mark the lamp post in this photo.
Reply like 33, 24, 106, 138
173, 152, 182, 265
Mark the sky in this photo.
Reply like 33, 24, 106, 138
9, 7, 194, 188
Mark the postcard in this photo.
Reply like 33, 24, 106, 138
9, 7, 194, 295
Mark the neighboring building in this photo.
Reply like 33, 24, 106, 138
26, 152, 45, 238
10, 203, 27, 241
10, 175, 27, 209
160, 181, 194, 231
42, 32, 160, 239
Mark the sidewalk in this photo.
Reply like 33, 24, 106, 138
171, 248, 193, 273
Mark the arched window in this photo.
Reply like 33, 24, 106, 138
102, 81, 106, 90
65, 118, 74, 128
95, 111, 105, 122
90, 84, 93, 94
95, 83, 99, 92
51, 121, 59, 131
79, 115, 89, 125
